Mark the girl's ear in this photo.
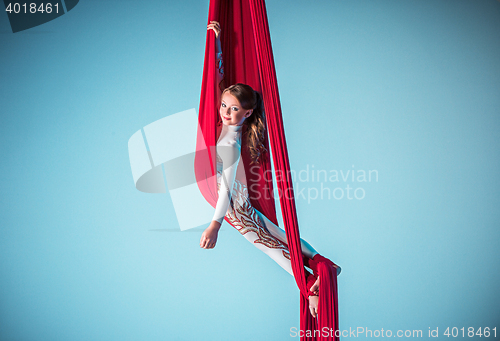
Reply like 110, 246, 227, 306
246, 110, 253, 118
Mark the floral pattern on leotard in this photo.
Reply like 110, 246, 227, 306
216, 168, 291, 261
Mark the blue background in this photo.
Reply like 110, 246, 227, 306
1, 0, 499, 340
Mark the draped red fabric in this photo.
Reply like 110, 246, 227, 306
194, 1, 339, 339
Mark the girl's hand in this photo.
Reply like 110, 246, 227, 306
200, 220, 221, 249
207, 20, 221, 39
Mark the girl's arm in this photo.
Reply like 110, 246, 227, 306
215, 32, 224, 91
212, 141, 241, 224
207, 21, 225, 91
200, 140, 241, 249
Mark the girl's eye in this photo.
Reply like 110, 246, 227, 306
222, 103, 226, 107
232, 107, 239, 111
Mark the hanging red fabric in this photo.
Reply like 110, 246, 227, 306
194, 1, 339, 340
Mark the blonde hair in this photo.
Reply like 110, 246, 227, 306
222, 83, 267, 164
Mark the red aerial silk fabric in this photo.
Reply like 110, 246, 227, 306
194, 1, 339, 340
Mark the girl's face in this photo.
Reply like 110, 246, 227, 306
220, 92, 252, 126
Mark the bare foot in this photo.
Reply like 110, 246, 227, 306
308, 276, 320, 318
309, 295, 319, 318
310, 276, 320, 295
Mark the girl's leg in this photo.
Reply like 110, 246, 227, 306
254, 208, 318, 260
225, 195, 317, 276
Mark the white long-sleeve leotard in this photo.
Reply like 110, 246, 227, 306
211, 121, 318, 275
212, 123, 242, 224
